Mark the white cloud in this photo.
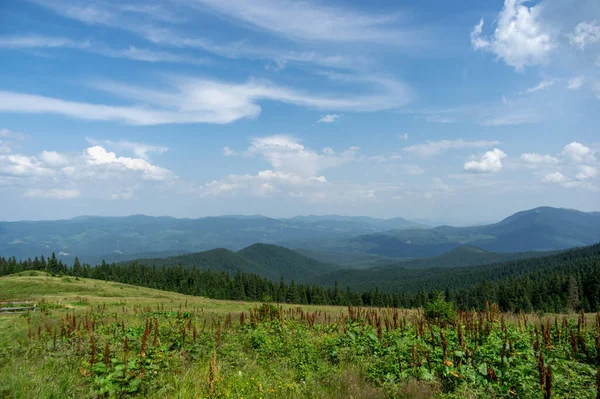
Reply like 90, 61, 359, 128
530, 142, 599, 190
480, 110, 542, 126
0, 35, 208, 65
425, 115, 456, 123
179, 0, 420, 45
470, 0, 554, 71
0, 35, 87, 49
317, 114, 342, 123
543, 171, 566, 183
520, 152, 560, 165
404, 164, 425, 175
543, 169, 598, 190
0, 141, 10, 154
561, 141, 596, 164
403, 139, 500, 157
39, 150, 69, 167
464, 148, 507, 173
0, 154, 53, 177
568, 76, 585, 90
24, 188, 80, 199
398, 133, 409, 140
1, 142, 177, 200
245, 135, 358, 177
0, 128, 29, 140
521, 79, 557, 94
85, 146, 173, 181
570, 21, 600, 50
85, 138, 168, 160
197, 169, 327, 198
0, 75, 410, 125
222, 146, 237, 156
110, 188, 135, 200
575, 165, 598, 180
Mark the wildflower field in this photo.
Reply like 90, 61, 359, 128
0, 272, 599, 398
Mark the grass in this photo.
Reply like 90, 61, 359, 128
0, 273, 598, 399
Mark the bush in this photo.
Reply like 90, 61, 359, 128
424, 293, 456, 324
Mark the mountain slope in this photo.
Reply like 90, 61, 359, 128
124, 243, 339, 282
308, 243, 600, 293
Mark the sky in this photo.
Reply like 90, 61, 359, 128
0, 0, 599, 225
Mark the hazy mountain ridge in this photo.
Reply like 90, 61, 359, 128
1, 207, 598, 264
317, 207, 600, 258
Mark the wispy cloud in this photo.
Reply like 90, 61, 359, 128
403, 139, 500, 157
24, 188, 80, 199
521, 79, 558, 94
0, 35, 89, 49
567, 76, 584, 90
0, 35, 209, 65
317, 114, 342, 124
179, 0, 422, 45
0, 74, 411, 125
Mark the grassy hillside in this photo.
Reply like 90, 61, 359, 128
124, 243, 340, 282
0, 273, 597, 399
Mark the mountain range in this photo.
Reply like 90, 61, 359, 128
1, 206, 599, 266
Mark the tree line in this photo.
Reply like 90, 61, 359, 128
1, 243, 599, 313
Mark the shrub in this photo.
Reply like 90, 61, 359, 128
424, 293, 456, 324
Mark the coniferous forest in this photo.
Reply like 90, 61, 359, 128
2, 242, 599, 313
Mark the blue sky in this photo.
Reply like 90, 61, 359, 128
0, 0, 599, 224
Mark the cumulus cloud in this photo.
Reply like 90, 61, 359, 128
39, 150, 69, 167
1, 141, 176, 200
543, 171, 566, 183
470, 0, 553, 71
398, 133, 409, 140
0, 154, 53, 178
24, 188, 81, 199
85, 138, 168, 160
570, 21, 600, 50
575, 165, 598, 180
222, 146, 237, 156
464, 149, 507, 173
245, 135, 358, 177
403, 139, 500, 157
561, 141, 596, 164
317, 114, 342, 123
85, 146, 173, 181
528, 142, 599, 190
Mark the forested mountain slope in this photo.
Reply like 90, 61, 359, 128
122, 243, 339, 282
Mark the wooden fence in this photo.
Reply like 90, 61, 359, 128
0, 301, 37, 313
